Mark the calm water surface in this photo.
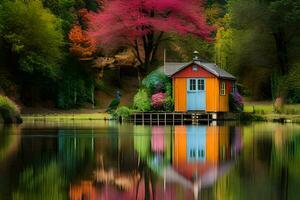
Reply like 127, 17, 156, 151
0, 121, 300, 200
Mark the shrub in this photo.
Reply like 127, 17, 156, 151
229, 91, 244, 112
133, 89, 151, 112
278, 64, 300, 103
239, 112, 265, 122
142, 69, 170, 94
113, 106, 133, 119
165, 81, 172, 97
0, 95, 22, 123
165, 96, 174, 112
0, 96, 19, 113
151, 92, 166, 110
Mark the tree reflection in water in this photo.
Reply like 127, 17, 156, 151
1, 122, 300, 200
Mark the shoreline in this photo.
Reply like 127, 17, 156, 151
19, 112, 300, 124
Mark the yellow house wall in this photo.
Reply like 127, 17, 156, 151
218, 79, 229, 112
206, 78, 220, 112
174, 78, 187, 112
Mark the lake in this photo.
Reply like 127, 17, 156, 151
1, 121, 300, 200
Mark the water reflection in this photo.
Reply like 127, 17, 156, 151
0, 122, 300, 199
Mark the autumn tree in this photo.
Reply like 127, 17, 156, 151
88, 0, 212, 74
68, 24, 96, 60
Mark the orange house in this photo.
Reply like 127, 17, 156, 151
173, 125, 231, 167
164, 60, 236, 112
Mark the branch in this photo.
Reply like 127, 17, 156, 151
134, 39, 144, 66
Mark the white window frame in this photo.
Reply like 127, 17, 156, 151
220, 81, 226, 96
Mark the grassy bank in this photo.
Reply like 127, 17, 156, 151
244, 102, 300, 123
22, 113, 112, 121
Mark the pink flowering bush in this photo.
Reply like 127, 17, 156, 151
151, 92, 166, 110
229, 91, 244, 112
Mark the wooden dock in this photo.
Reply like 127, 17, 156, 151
129, 112, 218, 125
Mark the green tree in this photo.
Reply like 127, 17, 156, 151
0, 0, 64, 104
0, 0, 64, 78
215, 0, 300, 99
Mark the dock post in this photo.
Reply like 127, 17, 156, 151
165, 113, 167, 125
207, 114, 210, 125
172, 113, 175, 126
181, 113, 183, 125
134, 113, 136, 123
150, 113, 152, 124
157, 113, 159, 125
142, 113, 144, 125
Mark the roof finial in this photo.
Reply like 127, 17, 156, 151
193, 50, 199, 60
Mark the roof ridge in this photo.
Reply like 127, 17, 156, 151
163, 61, 236, 80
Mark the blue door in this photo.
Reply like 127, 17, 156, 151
187, 126, 206, 162
187, 78, 206, 111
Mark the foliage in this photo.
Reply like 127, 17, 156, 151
138, 69, 174, 112
151, 92, 166, 110
164, 95, 174, 112
142, 69, 170, 94
68, 24, 96, 60
57, 62, 94, 109
133, 89, 151, 112
88, 0, 212, 72
0, 95, 22, 124
279, 64, 300, 103
229, 91, 244, 112
0, 0, 64, 78
215, 0, 300, 99
166, 34, 214, 62
0, 95, 19, 114
113, 106, 133, 119
238, 112, 265, 122
42, 0, 101, 32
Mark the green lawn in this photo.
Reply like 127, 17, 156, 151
244, 103, 300, 115
243, 103, 300, 123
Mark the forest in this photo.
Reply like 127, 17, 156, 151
0, 0, 300, 110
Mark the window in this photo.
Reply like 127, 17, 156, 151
189, 79, 196, 91
220, 81, 226, 95
198, 79, 205, 91
192, 65, 198, 71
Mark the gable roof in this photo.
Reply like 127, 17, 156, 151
163, 61, 236, 80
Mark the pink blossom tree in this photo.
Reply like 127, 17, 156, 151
88, 0, 212, 74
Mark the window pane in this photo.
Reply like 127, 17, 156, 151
197, 79, 204, 90
193, 80, 196, 90
221, 81, 226, 95
190, 79, 196, 91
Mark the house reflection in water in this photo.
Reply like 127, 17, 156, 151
67, 124, 242, 200
165, 125, 242, 199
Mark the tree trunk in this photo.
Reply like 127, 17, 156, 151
133, 31, 164, 76
91, 84, 94, 109
273, 29, 289, 75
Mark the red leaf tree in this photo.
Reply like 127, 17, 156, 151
88, 0, 212, 73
